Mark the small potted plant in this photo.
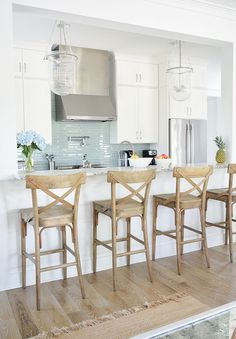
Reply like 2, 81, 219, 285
214, 136, 226, 164
17, 130, 46, 171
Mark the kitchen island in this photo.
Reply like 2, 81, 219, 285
0, 164, 230, 291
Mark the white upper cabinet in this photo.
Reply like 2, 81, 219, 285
169, 89, 207, 120
110, 57, 158, 144
14, 47, 52, 143
14, 48, 48, 79
116, 59, 158, 87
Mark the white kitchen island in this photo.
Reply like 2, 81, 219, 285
0, 164, 230, 291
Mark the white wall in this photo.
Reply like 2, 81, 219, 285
0, 0, 17, 179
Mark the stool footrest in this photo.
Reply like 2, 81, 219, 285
117, 249, 146, 257
41, 262, 77, 272
181, 238, 204, 245
183, 225, 202, 235
130, 234, 144, 245
206, 221, 227, 228
29, 248, 64, 257
156, 229, 176, 240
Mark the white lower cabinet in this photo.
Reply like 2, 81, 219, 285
110, 85, 158, 144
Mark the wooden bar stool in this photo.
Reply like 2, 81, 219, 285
206, 164, 236, 262
93, 169, 156, 291
20, 173, 86, 310
152, 166, 213, 275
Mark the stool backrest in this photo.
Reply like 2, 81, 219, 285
173, 166, 213, 210
107, 169, 156, 217
26, 173, 86, 226
228, 164, 236, 200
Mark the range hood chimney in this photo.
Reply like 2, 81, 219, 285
55, 47, 116, 121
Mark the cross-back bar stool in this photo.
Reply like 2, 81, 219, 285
206, 164, 236, 262
20, 173, 86, 310
93, 169, 156, 291
152, 166, 213, 275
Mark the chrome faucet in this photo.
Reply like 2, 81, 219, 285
119, 140, 135, 167
82, 154, 91, 168
45, 154, 55, 170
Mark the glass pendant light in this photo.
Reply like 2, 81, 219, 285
44, 20, 78, 96
167, 41, 193, 101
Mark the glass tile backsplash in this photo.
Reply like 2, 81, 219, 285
31, 121, 151, 170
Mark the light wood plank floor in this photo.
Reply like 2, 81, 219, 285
2, 244, 236, 339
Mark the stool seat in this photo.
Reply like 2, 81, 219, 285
94, 198, 143, 218
21, 205, 73, 227
154, 193, 202, 209
207, 188, 236, 202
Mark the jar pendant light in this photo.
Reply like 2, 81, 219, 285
167, 41, 193, 101
44, 20, 78, 96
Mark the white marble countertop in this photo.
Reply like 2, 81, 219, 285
15, 162, 228, 180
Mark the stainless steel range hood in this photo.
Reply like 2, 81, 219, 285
55, 46, 116, 121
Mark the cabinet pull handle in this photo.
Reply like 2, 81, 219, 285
136, 131, 139, 140
19, 62, 21, 73
140, 131, 142, 140
24, 63, 26, 73
136, 74, 138, 82
139, 74, 142, 82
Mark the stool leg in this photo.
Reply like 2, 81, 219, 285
126, 218, 131, 266
112, 219, 117, 291
73, 223, 86, 299
225, 203, 229, 245
228, 202, 233, 263
143, 217, 153, 282
34, 226, 41, 310
175, 209, 182, 275
21, 219, 26, 289
62, 226, 67, 280
93, 207, 98, 274
152, 199, 158, 261
200, 208, 210, 268
180, 211, 185, 256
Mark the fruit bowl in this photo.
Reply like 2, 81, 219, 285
128, 157, 152, 168
156, 158, 172, 169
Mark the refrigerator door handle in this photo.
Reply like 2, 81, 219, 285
186, 122, 190, 163
190, 122, 194, 163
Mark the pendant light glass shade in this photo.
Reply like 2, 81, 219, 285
44, 21, 78, 96
167, 41, 193, 101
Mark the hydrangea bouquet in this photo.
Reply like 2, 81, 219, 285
17, 130, 46, 171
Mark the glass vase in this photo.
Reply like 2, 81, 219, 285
24, 149, 34, 172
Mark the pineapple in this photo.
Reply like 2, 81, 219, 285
214, 136, 226, 163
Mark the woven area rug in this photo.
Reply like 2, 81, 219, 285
31, 293, 208, 339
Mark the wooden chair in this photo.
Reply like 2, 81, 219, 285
20, 172, 86, 310
152, 166, 213, 275
93, 169, 156, 291
206, 164, 236, 262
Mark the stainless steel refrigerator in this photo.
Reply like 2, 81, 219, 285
169, 119, 207, 165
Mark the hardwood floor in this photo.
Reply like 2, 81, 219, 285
2, 244, 236, 338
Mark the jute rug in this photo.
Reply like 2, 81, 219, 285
31, 292, 208, 339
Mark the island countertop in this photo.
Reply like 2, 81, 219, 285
15, 163, 228, 180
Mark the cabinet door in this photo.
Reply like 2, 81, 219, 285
14, 48, 23, 78
138, 87, 158, 143
116, 86, 138, 143
116, 60, 139, 86
188, 89, 207, 119
15, 78, 24, 132
24, 79, 52, 144
169, 96, 189, 119
139, 63, 158, 87
22, 49, 48, 79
